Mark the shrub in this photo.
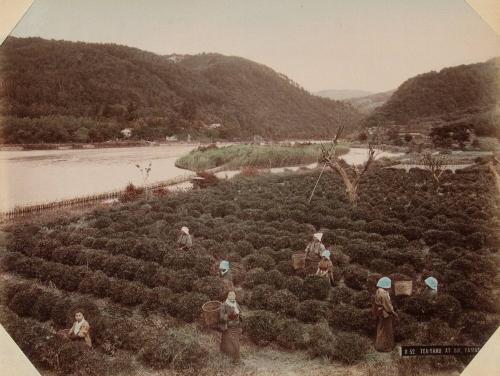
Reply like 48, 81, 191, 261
235, 240, 254, 257
458, 311, 499, 344
285, 276, 304, 298
243, 267, 267, 288
433, 294, 462, 327
447, 281, 482, 309
329, 305, 373, 335
8, 288, 40, 317
330, 286, 354, 305
51, 297, 74, 327
331, 332, 369, 365
308, 323, 335, 358
352, 290, 372, 309
269, 289, 299, 316
262, 269, 286, 289
276, 319, 309, 350
343, 266, 368, 290
139, 330, 205, 370
168, 269, 194, 293
242, 253, 276, 271
248, 284, 274, 310
302, 275, 330, 300
394, 312, 419, 343
78, 271, 110, 298
175, 292, 209, 322
31, 291, 59, 322
141, 287, 173, 314
244, 310, 280, 345
369, 259, 396, 275
401, 295, 434, 321
417, 319, 458, 345
296, 300, 328, 323
193, 276, 225, 300
276, 260, 295, 276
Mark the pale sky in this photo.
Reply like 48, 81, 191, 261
9, 0, 500, 93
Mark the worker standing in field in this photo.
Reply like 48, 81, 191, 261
219, 291, 243, 364
316, 250, 334, 286
372, 277, 398, 352
177, 226, 193, 250
219, 260, 234, 297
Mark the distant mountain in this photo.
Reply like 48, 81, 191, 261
0, 37, 361, 144
315, 89, 373, 100
343, 90, 395, 114
364, 59, 500, 137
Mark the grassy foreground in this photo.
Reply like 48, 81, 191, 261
176, 143, 349, 171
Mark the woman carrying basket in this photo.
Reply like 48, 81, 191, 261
219, 291, 243, 364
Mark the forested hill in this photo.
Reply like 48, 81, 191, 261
0, 37, 360, 144
365, 58, 500, 127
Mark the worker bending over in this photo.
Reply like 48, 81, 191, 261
177, 226, 193, 250
316, 250, 334, 286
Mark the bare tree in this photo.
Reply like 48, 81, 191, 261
421, 152, 446, 184
309, 124, 376, 206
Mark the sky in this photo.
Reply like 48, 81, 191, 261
9, 0, 500, 93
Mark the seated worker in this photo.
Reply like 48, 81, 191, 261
177, 226, 193, 250
65, 311, 92, 348
316, 250, 334, 286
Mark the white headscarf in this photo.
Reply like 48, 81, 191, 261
313, 232, 323, 242
181, 226, 189, 235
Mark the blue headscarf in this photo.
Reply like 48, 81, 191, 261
219, 260, 230, 271
424, 276, 438, 290
376, 277, 392, 289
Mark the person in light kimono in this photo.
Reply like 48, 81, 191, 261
219, 291, 243, 364
65, 311, 92, 348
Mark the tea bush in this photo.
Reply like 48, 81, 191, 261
296, 300, 329, 323
268, 289, 299, 316
331, 332, 370, 365
302, 275, 330, 300
244, 310, 280, 345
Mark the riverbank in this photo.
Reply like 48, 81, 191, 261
175, 143, 350, 171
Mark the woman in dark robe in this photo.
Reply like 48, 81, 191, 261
373, 277, 398, 352
219, 291, 242, 364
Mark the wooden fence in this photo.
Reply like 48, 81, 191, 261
0, 165, 229, 220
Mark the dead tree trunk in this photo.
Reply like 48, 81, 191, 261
315, 124, 376, 206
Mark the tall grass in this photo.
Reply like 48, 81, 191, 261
176, 143, 349, 171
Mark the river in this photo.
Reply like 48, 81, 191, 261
0, 145, 401, 211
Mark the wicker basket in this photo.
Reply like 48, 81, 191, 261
292, 252, 306, 270
394, 280, 413, 296
202, 301, 222, 327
